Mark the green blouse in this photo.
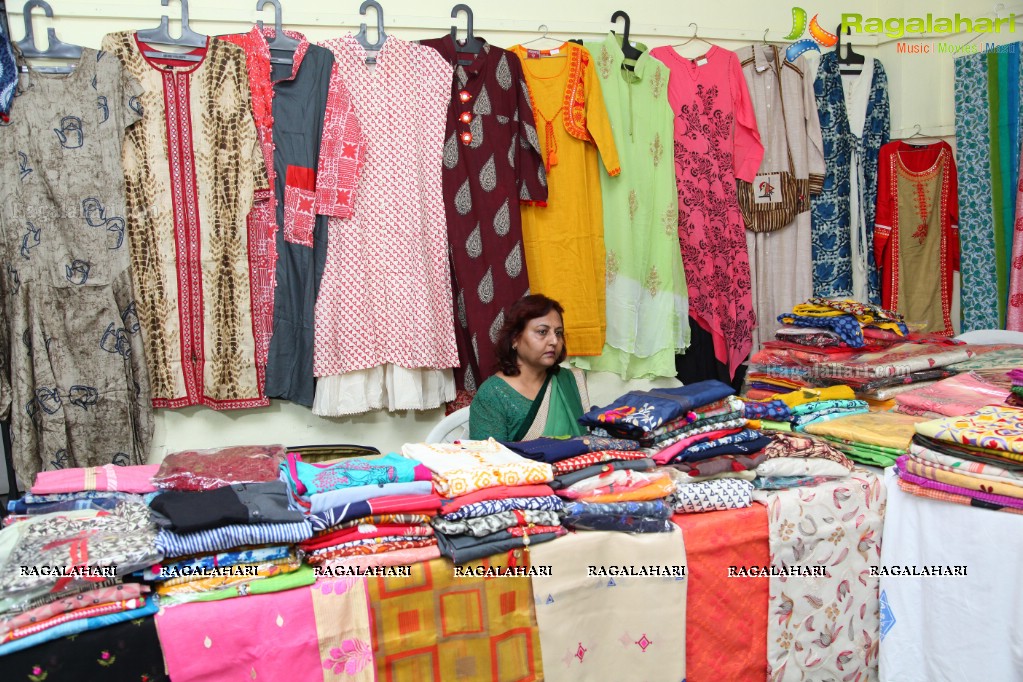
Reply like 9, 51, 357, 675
468, 376, 533, 441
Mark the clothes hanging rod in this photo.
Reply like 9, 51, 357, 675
6, 6, 881, 47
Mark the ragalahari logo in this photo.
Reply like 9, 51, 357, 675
784, 7, 838, 62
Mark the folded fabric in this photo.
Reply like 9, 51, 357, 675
914, 406, 1023, 456
561, 513, 674, 533
144, 545, 292, 581
681, 470, 758, 483
157, 565, 316, 606
668, 478, 754, 513
645, 411, 746, 446
154, 445, 287, 492
331, 513, 435, 528
431, 510, 561, 537
305, 538, 438, 563
306, 480, 435, 514
436, 484, 555, 514
804, 411, 924, 451
742, 400, 792, 421
897, 467, 1023, 510
894, 372, 1011, 418
789, 399, 869, 417
7, 496, 127, 515
0, 577, 122, 618
435, 528, 564, 564
0, 584, 147, 637
899, 455, 1023, 500
777, 313, 864, 346
437, 495, 564, 521
301, 525, 434, 551
863, 380, 939, 401
559, 469, 668, 499
895, 477, 1023, 515
20, 491, 143, 505
579, 477, 676, 503
909, 441, 1023, 482
673, 430, 768, 458
792, 407, 870, 430
579, 380, 735, 437
155, 521, 312, 558
815, 343, 976, 379
320, 544, 442, 571
912, 434, 1023, 470
306, 492, 442, 531
0, 598, 159, 657
501, 436, 640, 463
30, 464, 160, 495
2, 596, 146, 644
848, 368, 959, 393
775, 386, 857, 409
401, 440, 553, 497
149, 481, 304, 533
670, 435, 772, 465
756, 457, 852, 478
947, 345, 1023, 373
552, 451, 652, 475
825, 440, 901, 467
562, 500, 672, 519
549, 458, 655, 490
156, 558, 303, 595
753, 475, 841, 489
663, 450, 767, 478
285, 452, 431, 496
650, 428, 746, 464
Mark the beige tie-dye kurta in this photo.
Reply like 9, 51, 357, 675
102, 32, 270, 409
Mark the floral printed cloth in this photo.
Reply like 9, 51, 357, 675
743, 400, 792, 421
756, 471, 885, 682
579, 380, 735, 438
914, 406, 1023, 456
431, 510, 561, 537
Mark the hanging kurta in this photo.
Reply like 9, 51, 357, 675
810, 51, 890, 305
0, 49, 153, 487
650, 44, 763, 379
573, 33, 689, 379
102, 32, 270, 409
737, 45, 825, 352
874, 141, 959, 336
313, 35, 458, 415
508, 42, 621, 357
419, 37, 547, 402
223, 28, 366, 407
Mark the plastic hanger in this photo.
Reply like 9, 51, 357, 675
450, 4, 483, 65
355, 0, 386, 65
835, 24, 864, 75
256, 0, 299, 66
670, 22, 714, 57
611, 10, 642, 71
519, 24, 565, 54
15, 0, 83, 74
136, 0, 206, 63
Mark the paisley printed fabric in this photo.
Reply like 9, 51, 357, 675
0, 48, 153, 487
758, 472, 885, 682
811, 52, 890, 303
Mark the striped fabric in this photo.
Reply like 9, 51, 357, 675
156, 521, 312, 558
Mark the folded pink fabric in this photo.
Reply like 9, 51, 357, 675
31, 464, 160, 494
895, 372, 1010, 418
898, 469, 1023, 510
0, 583, 148, 636
651, 428, 744, 464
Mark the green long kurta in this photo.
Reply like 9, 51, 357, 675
574, 33, 689, 379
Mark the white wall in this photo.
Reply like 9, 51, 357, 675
7, 0, 987, 458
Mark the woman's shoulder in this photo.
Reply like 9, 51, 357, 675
475, 374, 513, 400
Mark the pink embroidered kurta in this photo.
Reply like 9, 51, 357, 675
651, 45, 763, 378
313, 35, 458, 414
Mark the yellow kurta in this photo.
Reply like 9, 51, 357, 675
510, 43, 620, 356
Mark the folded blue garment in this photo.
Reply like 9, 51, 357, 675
0, 598, 160, 657
579, 380, 735, 437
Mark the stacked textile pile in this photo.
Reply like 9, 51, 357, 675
401, 439, 565, 564
580, 380, 763, 514
897, 406, 1023, 514
803, 411, 925, 467
503, 436, 673, 532
752, 433, 855, 489
151, 445, 313, 605
0, 464, 163, 655
1010, 369, 1023, 407
753, 385, 869, 433
282, 449, 442, 571
893, 371, 1010, 419
947, 345, 1023, 386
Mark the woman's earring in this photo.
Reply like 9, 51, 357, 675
512, 345, 518, 351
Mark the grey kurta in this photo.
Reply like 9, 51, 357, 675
0, 49, 153, 487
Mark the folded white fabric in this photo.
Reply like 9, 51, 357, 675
401, 439, 553, 498
668, 478, 754, 513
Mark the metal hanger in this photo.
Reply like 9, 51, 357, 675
355, 0, 386, 64
136, 0, 206, 63
670, 22, 714, 55
835, 24, 864, 75
15, 0, 83, 74
611, 10, 642, 71
902, 124, 939, 148
519, 24, 565, 53
450, 4, 483, 65
256, 0, 299, 66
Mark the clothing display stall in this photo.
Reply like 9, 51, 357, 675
3, 1, 1023, 680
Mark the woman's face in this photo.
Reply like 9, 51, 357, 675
514, 310, 565, 371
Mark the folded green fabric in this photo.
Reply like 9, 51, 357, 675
158, 565, 316, 606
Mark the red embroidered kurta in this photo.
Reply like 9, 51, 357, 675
420, 38, 547, 403
874, 140, 959, 336
103, 32, 270, 409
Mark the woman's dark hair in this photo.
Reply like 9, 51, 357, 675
494, 294, 567, 376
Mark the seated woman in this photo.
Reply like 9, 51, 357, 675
469, 294, 588, 441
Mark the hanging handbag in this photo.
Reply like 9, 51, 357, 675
736, 52, 811, 232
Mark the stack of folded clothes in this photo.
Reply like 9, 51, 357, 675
151, 445, 313, 605
803, 411, 925, 467
897, 406, 1023, 514
752, 432, 855, 490
0, 465, 162, 655
5, 463, 160, 524
758, 385, 870, 432
947, 345, 1023, 385
893, 372, 1010, 419
401, 439, 565, 564
1009, 369, 1023, 408
500, 436, 672, 532
281, 448, 441, 570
